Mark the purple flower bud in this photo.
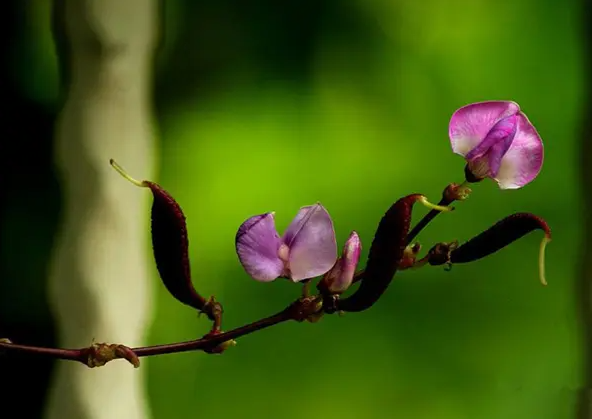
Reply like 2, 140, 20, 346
235, 203, 337, 282
449, 101, 544, 189
322, 231, 362, 294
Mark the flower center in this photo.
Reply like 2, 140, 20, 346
467, 156, 490, 179
278, 243, 290, 263
278, 243, 292, 277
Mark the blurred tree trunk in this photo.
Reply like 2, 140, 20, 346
46, 1, 158, 418
579, 0, 592, 417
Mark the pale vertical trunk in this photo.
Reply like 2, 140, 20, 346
46, 1, 158, 419
578, 2, 592, 418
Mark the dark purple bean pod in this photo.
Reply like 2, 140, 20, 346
450, 212, 551, 285
337, 194, 450, 312
145, 181, 210, 311
110, 160, 209, 314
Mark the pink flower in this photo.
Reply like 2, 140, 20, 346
449, 101, 544, 189
235, 203, 337, 282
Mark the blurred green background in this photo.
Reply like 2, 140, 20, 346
0, 0, 586, 418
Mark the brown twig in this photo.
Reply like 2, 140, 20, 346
0, 296, 322, 368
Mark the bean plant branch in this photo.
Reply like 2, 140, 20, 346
1, 101, 552, 369
0, 184, 448, 368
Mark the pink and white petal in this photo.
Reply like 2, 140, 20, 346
281, 205, 313, 248
484, 115, 518, 176
283, 203, 337, 281
449, 101, 520, 156
235, 213, 285, 281
494, 112, 544, 189
465, 114, 517, 161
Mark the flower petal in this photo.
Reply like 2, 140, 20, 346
282, 205, 315, 247
486, 115, 518, 176
494, 112, 544, 189
464, 115, 518, 179
449, 101, 520, 157
282, 203, 337, 281
235, 213, 284, 281
465, 115, 517, 161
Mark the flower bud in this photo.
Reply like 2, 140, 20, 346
321, 231, 361, 294
398, 242, 421, 270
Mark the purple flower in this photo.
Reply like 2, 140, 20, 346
235, 203, 337, 282
449, 101, 544, 189
321, 231, 362, 294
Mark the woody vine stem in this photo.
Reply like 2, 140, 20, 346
0, 176, 460, 368
0, 101, 552, 369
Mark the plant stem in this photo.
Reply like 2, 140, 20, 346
134, 310, 290, 357
405, 196, 454, 244
0, 297, 320, 367
352, 183, 462, 283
